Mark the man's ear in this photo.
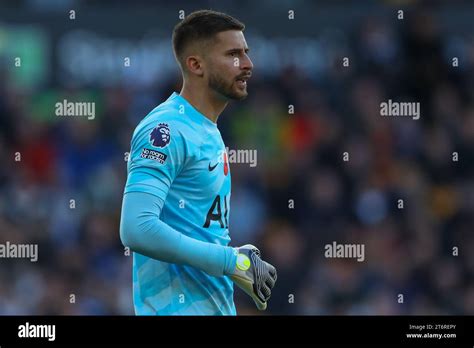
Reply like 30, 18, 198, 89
185, 55, 205, 77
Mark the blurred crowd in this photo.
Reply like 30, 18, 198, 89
1, 6, 473, 315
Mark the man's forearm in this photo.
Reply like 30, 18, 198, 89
120, 191, 236, 276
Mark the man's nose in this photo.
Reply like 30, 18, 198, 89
240, 55, 253, 71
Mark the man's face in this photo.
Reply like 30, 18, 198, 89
205, 30, 253, 101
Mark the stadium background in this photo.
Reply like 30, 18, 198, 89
0, 0, 473, 315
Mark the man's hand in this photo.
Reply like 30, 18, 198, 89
228, 244, 277, 310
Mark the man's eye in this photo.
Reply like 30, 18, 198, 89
230, 52, 237, 57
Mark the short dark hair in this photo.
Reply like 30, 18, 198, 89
172, 10, 245, 69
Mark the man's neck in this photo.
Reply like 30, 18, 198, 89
180, 81, 228, 124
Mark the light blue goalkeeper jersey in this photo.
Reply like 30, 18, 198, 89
124, 92, 235, 315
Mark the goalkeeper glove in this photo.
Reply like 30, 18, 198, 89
229, 244, 277, 311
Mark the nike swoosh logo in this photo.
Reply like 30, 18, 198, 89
208, 162, 218, 171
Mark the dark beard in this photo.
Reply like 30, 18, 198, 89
208, 72, 247, 101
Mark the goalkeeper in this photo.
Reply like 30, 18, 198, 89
120, 10, 277, 315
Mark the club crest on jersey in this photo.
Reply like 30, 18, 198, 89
150, 123, 170, 148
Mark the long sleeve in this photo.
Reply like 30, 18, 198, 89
120, 190, 237, 277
